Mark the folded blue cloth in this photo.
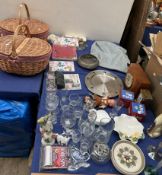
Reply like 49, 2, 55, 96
91, 41, 130, 72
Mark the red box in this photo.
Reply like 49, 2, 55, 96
119, 89, 134, 108
128, 102, 146, 122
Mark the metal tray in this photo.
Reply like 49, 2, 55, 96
85, 70, 123, 97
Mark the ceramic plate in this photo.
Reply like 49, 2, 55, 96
95, 110, 111, 125
111, 140, 145, 175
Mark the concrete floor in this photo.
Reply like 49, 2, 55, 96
0, 158, 30, 175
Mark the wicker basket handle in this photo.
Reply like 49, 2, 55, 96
11, 24, 31, 57
18, 3, 30, 25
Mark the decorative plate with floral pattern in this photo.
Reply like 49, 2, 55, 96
111, 140, 145, 175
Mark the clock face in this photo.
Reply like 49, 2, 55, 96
125, 73, 133, 88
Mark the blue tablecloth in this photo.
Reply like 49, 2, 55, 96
0, 71, 43, 100
31, 41, 162, 175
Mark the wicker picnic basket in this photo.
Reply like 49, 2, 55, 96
0, 3, 49, 39
0, 24, 52, 76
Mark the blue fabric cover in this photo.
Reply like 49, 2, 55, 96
0, 100, 34, 157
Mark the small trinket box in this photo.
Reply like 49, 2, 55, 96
128, 102, 146, 122
119, 89, 134, 108
55, 71, 65, 89
136, 89, 153, 106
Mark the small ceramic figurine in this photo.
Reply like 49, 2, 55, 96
84, 95, 116, 109
41, 132, 55, 146
56, 133, 71, 146
147, 114, 162, 138
38, 114, 53, 133
37, 114, 55, 146
37, 115, 49, 127
93, 95, 116, 108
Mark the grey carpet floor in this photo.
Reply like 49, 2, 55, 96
0, 158, 30, 175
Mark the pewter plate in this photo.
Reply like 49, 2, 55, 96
85, 70, 123, 97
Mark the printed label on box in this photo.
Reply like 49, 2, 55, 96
132, 102, 146, 115
121, 90, 134, 101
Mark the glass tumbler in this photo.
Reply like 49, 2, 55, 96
69, 94, 82, 107
49, 108, 61, 124
60, 92, 70, 106
88, 109, 97, 124
61, 109, 76, 132
79, 119, 95, 138
45, 94, 59, 112
73, 105, 83, 120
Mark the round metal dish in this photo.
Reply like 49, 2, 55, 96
85, 70, 123, 97
77, 54, 99, 70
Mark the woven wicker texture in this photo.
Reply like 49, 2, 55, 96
0, 24, 51, 76
0, 57, 50, 75
0, 35, 51, 58
0, 18, 49, 35
0, 35, 25, 56
0, 3, 49, 39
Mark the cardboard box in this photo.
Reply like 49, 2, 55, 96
145, 55, 162, 116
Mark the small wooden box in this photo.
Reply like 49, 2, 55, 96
124, 64, 151, 97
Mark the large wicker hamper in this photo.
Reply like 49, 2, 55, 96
0, 3, 49, 39
0, 24, 52, 76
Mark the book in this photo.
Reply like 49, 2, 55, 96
49, 61, 75, 72
52, 44, 77, 61
64, 74, 81, 90
40, 146, 69, 170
